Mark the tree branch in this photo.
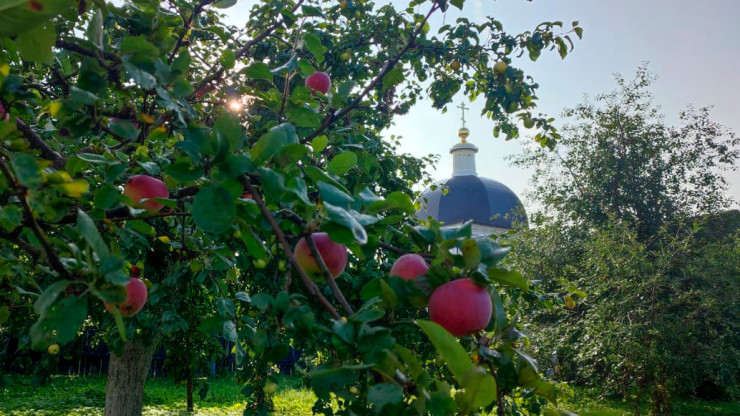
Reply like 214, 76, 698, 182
0, 155, 71, 278
304, 3, 439, 142
189, 0, 306, 98
168, 0, 218, 64
304, 233, 354, 316
241, 176, 341, 320
15, 117, 66, 169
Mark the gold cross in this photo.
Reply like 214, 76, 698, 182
457, 102, 469, 127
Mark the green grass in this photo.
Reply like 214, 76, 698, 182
557, 388, 740, 416
0, 374, 314, 416
0, 375, 736, 415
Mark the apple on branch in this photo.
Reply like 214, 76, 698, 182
305, 71, 331, 94
428, 278, 492, 337
104, 267, 148, 317
390, 253, 429, 281
294, 232, 347, 281
123, 174, 169, 213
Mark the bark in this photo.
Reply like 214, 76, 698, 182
187, 373, 194, 412
104, 337, 158, 416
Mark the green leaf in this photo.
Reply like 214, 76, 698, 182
461, 239, 481, 269
311, 135, 328, 153
121, 36, 159, 56
15, 24, 55, 64
69, 86, 99, 105
109, 119, 138, 141
30, 295, 87, 350
337, 80, 356, 100
318, 181, 354, 207
382, 67, 404, 89
77, 209, 109, 256
219, 49, 236, 70
250, 123, 298, 165
34, 280, 71, 316
303, 166, 349, 193
303, 33, 326, 63
165, 160, 203, 182
367, 191, 414, 214
86, 8, 103, 48
450, 0, 465, 10
192, 186, 236, 234
244, 62, 273, 82
488, 268, 528, 291
223, 321, 237, 342
324, 202, 367, 244
491, 289, 507, 334
368, 383, 403, 414
329, 151, 357, 176
213, 0, 237, 7
458, 366, 497, 411
287, 106, 321, 128
0, 0, 74, 36
214, 113, 243, 152
275, 143, 308, 167
100, 254, 128, 285
122, 56, 156, 89
11, 153, 43, 188
417, 319, 473, 384
217, 298, 235, 318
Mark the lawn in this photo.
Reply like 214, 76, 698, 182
0, 375, 736, 416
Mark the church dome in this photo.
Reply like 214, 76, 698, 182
416, 175, 527, 230
415, 109, 527, 232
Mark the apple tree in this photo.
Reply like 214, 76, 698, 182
0, 0, 582, 414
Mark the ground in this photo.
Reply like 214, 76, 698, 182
0, 375, 737, 415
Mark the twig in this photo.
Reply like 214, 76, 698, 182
304, 3, 439, 142
168, 0, 218, 64
241, 176, 341, 320
304, 233, 354, 315
15, 117, 66, 169
189, 0, 306, 98
0, 156, 71, 278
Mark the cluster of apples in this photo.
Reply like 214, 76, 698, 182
97, 174, 167, 317
294, 233, 492, 337
390, 253, 493, 337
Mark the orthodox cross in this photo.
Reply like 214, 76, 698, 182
457, 102, 469, 128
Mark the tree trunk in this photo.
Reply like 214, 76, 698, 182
104, 337, 158, 416
186, 373, 194, 412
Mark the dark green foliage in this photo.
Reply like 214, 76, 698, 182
510, 68, 740, 411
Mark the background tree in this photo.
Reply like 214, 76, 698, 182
0, 0, 582, 415
509, 68, 740, 414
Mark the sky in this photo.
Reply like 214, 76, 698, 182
223, 0, 740, 211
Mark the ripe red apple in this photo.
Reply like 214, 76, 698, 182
428, 278, 492, 337
123, 175, 169, 213
104, 267, 148, 317
294, 232, 347, 281
390, 253, 429, 281
305, 71, 331, 94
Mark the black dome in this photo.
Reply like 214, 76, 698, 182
416, 175, 527, 229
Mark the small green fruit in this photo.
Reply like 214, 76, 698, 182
493, 61, 508, 74
48, 344, 60, 355
263, 380, 278, 394
253, 259, 267, 269
523, 117, 535, 128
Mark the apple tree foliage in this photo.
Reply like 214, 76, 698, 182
0, 0, 582, 414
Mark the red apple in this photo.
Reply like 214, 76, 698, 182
390, 254, 429, 281
123, 175, 169, 213
294, 232, 347, 281
305, 71, 331, 94
105, 267, 148, 317
0, 103, 9, 122
428, 278, 492, 337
